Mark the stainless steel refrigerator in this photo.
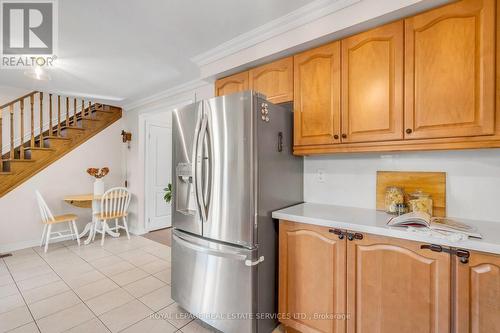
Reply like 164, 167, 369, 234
171, 91, 303, 333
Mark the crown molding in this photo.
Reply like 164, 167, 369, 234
191, 0, 360, 67
123, 79, 210, 111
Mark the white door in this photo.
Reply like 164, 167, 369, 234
146, 122, 172, 231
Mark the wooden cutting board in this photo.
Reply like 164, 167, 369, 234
376, 171, 446, 217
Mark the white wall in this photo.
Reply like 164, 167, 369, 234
304, 149, 500, 223
0, 120, 125, 252
122, 81, 214, 234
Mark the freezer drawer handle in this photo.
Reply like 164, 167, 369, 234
245, 256, 264, 267
174, 232, 250, 262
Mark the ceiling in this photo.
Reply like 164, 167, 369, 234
0, 0, 315, 106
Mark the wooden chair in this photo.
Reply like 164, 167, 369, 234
36, 190, 80, 253
94, 187, 131, 245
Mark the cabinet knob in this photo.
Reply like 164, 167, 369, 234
333, 134, 339, 140
406, 128, 413, 134
341, 134, 347, 139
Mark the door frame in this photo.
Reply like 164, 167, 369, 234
144, 116, 172, 232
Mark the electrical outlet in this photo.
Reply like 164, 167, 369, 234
316, 169, 325, 183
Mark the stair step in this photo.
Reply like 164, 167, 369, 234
61, 126, 87, 140
0, 171, 12, 176
2, 159, 35, 173
93, 109, 115, 119
80, 118, 102, 129
37, 136, 71, 150
24, 147, 56, 160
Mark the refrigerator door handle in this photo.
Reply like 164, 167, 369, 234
195, 113, 208, 223
244, 256, 264, 267
202, 105, 212, 218
174, 231, 249, 262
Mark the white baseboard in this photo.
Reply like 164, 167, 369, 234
1, 228, 148, 254
0, 235, 75, 254
129, 227, 147, 236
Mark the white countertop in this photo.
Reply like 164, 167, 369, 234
272, 203, 500, 255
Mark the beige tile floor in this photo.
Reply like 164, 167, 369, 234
0, 235, 219, 333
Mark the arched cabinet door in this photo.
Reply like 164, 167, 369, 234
347, 234, 451, 333
455, 251, 500, 333
215, 71, 249, 97
249, 57, 293, 104
404, 0, 495, 140
293, 42, 341, 147
279, 221, 346, 333
341, 20, 404, 143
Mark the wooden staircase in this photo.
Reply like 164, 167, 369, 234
0, 91, 122, 197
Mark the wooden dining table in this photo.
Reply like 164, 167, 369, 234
63, 194, 120, 245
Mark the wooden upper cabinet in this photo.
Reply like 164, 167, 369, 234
455, 251, 500, 333
215, 71, 249, 97
341, 21, 404, 143
404, 0, 496, 140
347, 234, 450, 333
294, 42, 341, 146
249, 57, 293, 104
279, 221, 346, 333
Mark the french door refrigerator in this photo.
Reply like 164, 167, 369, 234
171, 91, 303, 333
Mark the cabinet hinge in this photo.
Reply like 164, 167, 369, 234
420, 244, 470, 264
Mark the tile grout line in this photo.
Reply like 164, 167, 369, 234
36, 236, 171, 332
3, 248, 42, 333
4, 236, 173, 333
32, 242, 115, 333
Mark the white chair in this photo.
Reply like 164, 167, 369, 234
94, 187, 131, 245
36, 190, 80, 253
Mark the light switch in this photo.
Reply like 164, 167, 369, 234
316, 169, 325, 183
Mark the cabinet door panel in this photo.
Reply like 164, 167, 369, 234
215, 71, 249, 97
294, 42, 341, 146
249, 57, 293, 104
347, 234, 450, 333
341, 21, 404, 143
455, 251, 500, 333
404, 0, 495, 139
279, 221, 346, 333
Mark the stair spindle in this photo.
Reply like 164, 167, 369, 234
9, 105, 14, 159
49, 94, 53, 137
73, 98, 77, 127
30, 95, 34, 148
81, 99, 84, 119
39, 92, 44, 148
57, 96, 61, 136
66, 97, 69, 127
88, 101, 91, 118
20, 100, 24, 159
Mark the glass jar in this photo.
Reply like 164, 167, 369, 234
385, 186, 405, 214
408, 190, 433, 216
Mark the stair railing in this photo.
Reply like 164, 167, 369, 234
0, 91, 99, 161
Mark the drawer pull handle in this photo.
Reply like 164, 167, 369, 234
420, 244, 470, 264
329, 229, 345, 240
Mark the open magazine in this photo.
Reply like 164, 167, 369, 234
387, 212, 482, 239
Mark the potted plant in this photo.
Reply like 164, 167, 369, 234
164, 183, 172, 203
87, 167, 109, 195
